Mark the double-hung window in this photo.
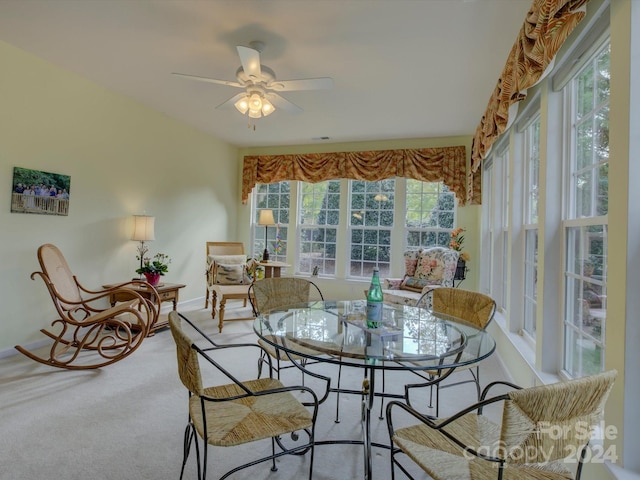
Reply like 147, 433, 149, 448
298, 180, 340, 276
252, 178, 456, 279
481, 144, 509, 308
562, 40, 609, 377
523, 114, 541, 338
405, 180, 455, 249
348, 179, 395, 278
253, 181, 290, 263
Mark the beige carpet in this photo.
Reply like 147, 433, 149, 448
0, 300, 508, 480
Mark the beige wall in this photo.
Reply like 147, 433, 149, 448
0, 40, 241, 352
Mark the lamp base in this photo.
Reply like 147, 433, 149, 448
262, 248, 270, 262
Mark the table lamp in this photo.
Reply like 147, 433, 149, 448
258, 209, 275, 262
132, 215, 155, 277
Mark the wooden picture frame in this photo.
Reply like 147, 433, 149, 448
11, 167, 71, 216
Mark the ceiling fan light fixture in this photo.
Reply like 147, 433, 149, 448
234, 96, 250, 114
248, 108, 262, 119
261, 98, 274, 116
249, 93, 262, 110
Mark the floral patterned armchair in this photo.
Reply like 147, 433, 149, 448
382, 247, 460, 306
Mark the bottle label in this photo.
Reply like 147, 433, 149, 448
366, 301, 383, 327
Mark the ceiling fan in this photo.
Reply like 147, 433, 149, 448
173, 41, 333, 118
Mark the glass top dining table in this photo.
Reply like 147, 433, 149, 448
253, 299, 496, 370
253, 299, 496, 480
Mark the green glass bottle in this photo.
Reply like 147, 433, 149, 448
366, 267, 384, 328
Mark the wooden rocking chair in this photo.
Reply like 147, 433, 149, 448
15, 243, 159, 369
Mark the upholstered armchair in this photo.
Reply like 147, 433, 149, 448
382, 246, 460, 306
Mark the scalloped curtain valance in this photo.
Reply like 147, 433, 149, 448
242, 146, 468, 205
467, 0, 589, 204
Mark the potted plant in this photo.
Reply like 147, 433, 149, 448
136, 252, 171, 286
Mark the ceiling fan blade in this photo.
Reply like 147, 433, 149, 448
266, 92, 303, 113
172, 72, 243, 88
215, 92, 247, 110
269, 77, 334, 91
237, 45, 262, 80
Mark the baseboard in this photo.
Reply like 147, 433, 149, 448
0, 338, 50, 360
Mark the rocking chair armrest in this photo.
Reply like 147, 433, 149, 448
76, 279, 160, 299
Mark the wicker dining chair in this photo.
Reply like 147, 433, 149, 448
387, 370, 617, 480
168, 311, 318, 480
408, 287, 496, 416
249, 277, 325, 379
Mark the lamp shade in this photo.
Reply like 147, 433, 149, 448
132, 215, 155, 241
258, 209, 276, 226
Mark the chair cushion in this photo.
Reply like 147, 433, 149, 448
401, 276, 438, 292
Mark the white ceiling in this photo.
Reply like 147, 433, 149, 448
0, 0, 532, 148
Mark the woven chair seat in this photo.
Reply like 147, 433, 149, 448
393, 413, 572, 480
190, 377, 313, 447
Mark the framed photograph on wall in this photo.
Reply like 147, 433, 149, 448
11, 167, 71, 216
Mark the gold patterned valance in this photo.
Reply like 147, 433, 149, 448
242, 146, 467, 205
468, 0, 589, 204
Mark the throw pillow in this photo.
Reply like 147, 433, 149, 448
403, 250, 421, 277
415, 249, 446, 284
215, 263, 246, 285
208, 254, 248, 285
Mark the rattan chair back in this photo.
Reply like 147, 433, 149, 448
501, 370, 616, 465
38, 243, 84, 307
168, 312, 204, 396
418, 287, 496, 329
249, 277, 324, 316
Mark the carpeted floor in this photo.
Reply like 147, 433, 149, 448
0, 300, 508, 480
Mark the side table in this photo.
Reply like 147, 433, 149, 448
258, 261, 290, 278
103, 282, 186, 334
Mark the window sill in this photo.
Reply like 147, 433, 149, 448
605, 462, 640, 479
491, 311, 561, 386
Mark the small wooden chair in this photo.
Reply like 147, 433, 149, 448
205, 242, 254, 332
15, 243, 158, 369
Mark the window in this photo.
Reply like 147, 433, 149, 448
405, 180, 455, 249
253, 182, 290, 263
563, 40, 609, 377
298, 180, 340, 276
523, 115, 540, 338
348, 179, 395, 278
480, 160, 494, 297
252, 178, 456, 279
481, 145, 509, 309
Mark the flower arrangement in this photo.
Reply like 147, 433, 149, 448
449, 228, 471, 262
136, 252, 171, 276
